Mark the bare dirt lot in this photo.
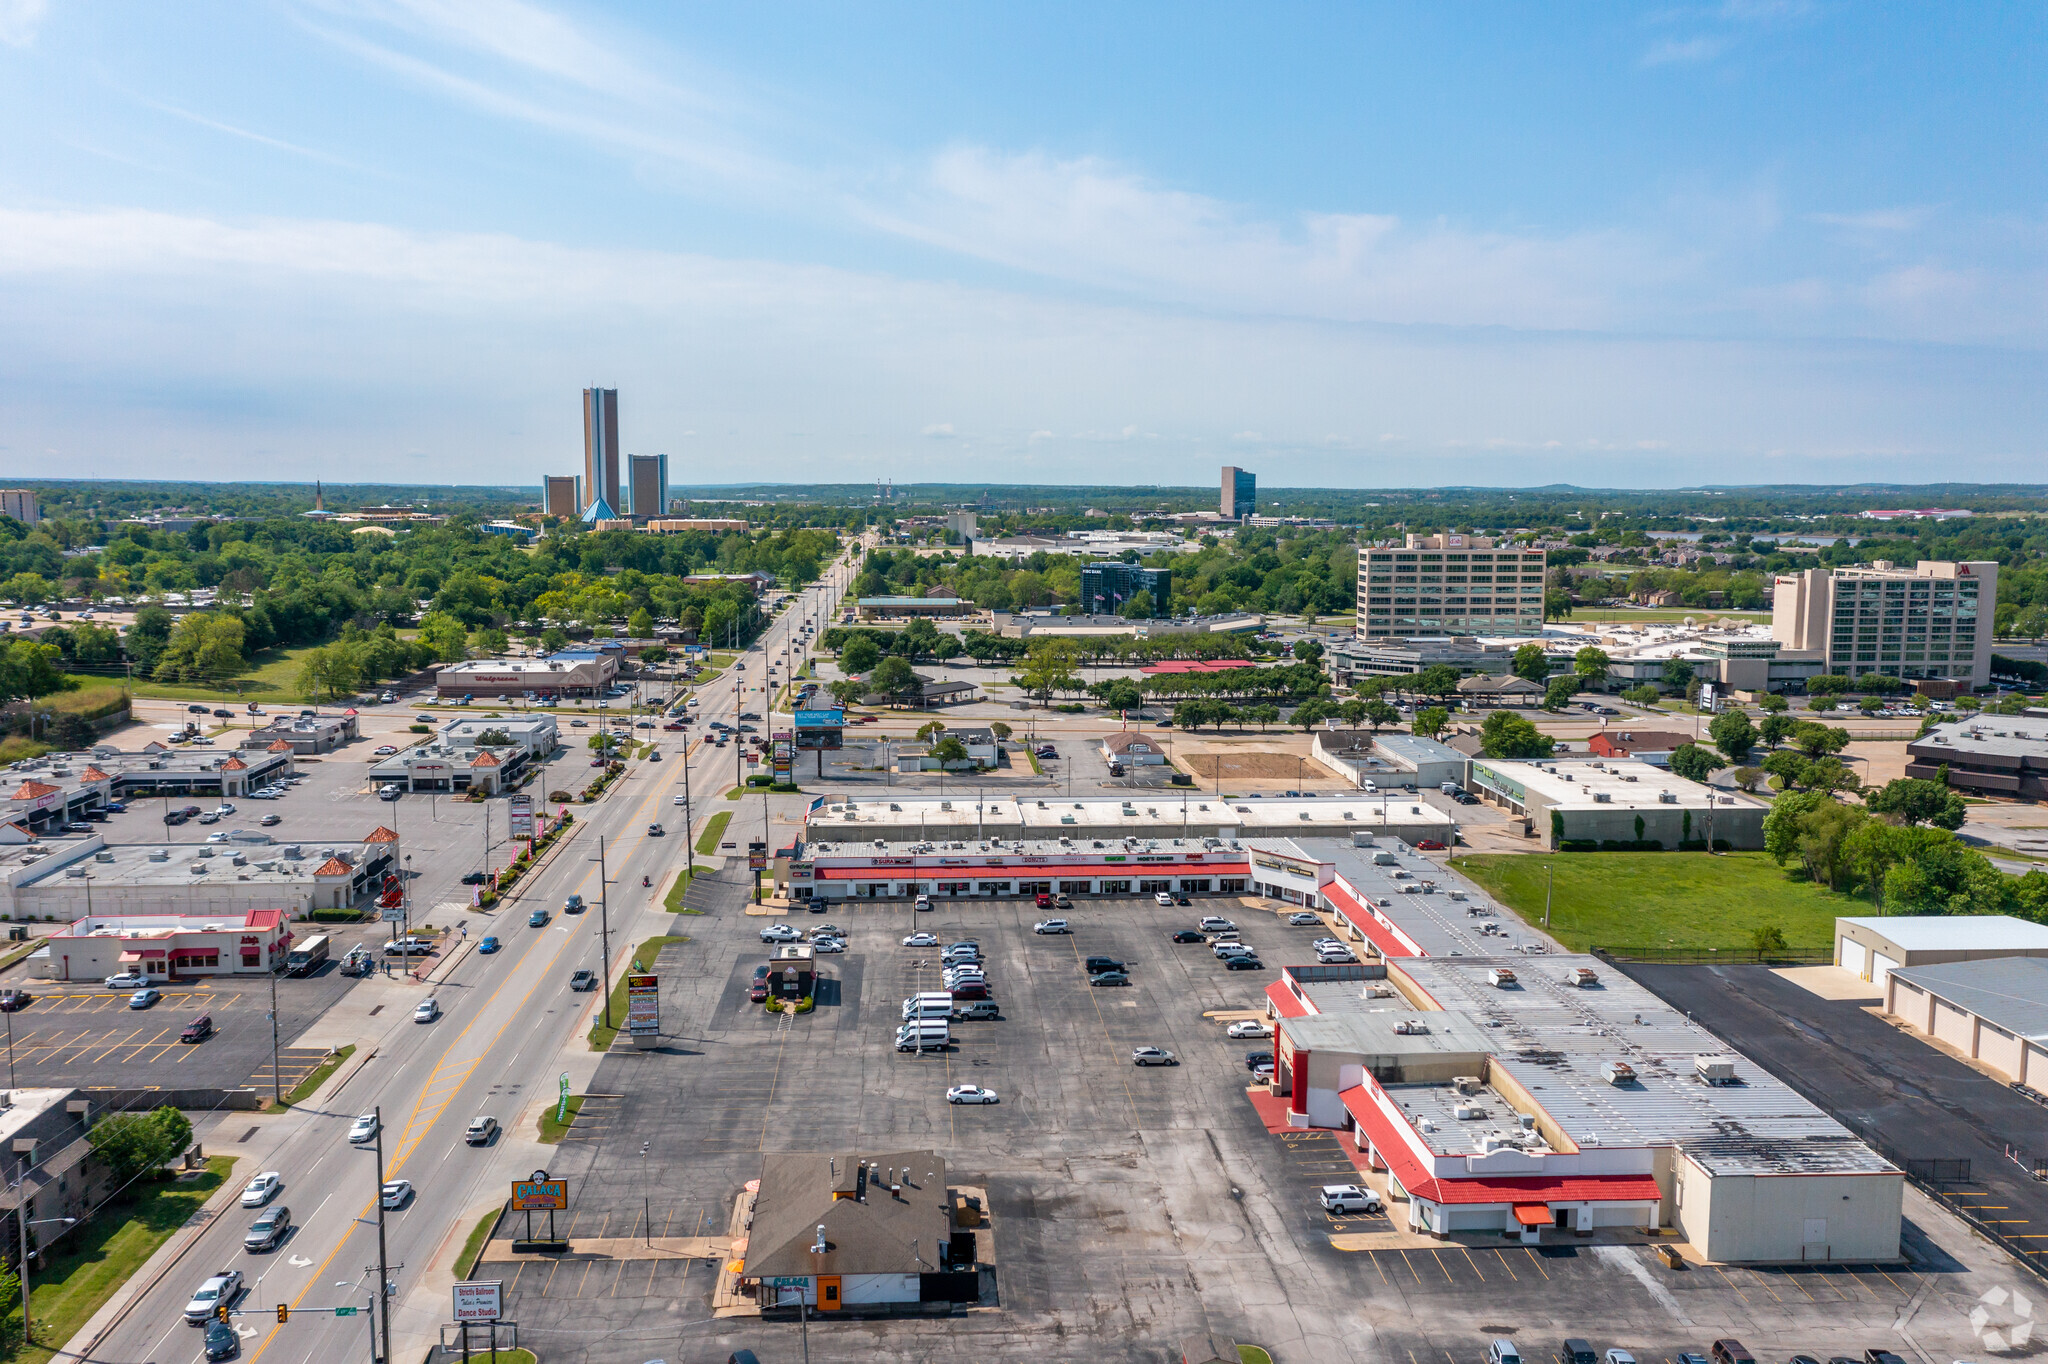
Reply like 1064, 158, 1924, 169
1177, 747, 1344, 786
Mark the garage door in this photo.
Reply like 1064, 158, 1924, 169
1838, 938, 1867, 979
1872, 952, 1901, 986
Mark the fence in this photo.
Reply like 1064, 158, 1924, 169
1591, 946, 1832, 967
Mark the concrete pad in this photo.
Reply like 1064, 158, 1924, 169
1771, 964, 1881, 1000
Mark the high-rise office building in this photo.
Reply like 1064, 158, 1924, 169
1356, 534, 1547, 639
581, 387, 621, 521
1772, 560, 1996, 688
1080, 562, 1172, 616
543, 476, 580, 521
1221, 466, 1256, 519
626, 454, 668, 519
0, 490, 40, 526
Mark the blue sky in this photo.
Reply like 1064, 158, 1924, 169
1, 1, 2043, 489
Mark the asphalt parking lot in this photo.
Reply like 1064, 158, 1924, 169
0, 958, 365, 1090
471, 889, 2014, 1364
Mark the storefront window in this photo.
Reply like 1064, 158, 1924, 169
1098, 879, 1130, 894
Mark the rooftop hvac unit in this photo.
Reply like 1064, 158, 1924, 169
63, 866, 87, 877
147, 849, 170, 862
1454, 1102, 1486, 1121
1622, 774, 1639, 782
1392, 1019, 1430, 1035
1695, 1054, 1738, 1085
1363, 984, 1396, 999
1658, 791, 1678, 804
1563, 966, 1599, 987
94, 851, 114, 863
1593, 791, 1612, 803
1602, 1061, 1636, 1085
1517, 1113, 1536, 1131
1453, 1075, 1482, 1095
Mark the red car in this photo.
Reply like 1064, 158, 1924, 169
1414, 839, 1446, 851
663, 721, 686, 730
749, 966, 770, 1002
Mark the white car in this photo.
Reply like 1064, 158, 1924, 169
380, 1179, 414, 1209
103, 971, 155, 990
1213, 941, 1255, 958
902, 932, 939, 947
1200, 916, 1236, 932
240, 1171, 282, 1207
759, 924, 801, 943
673, 794, 687, 805
1226, 1021, 1273, 1040
1317, 948, 1357, 963
1153, 891, 1175, 906
413, 998, 440, 1023
1318, 1184, 1384, 1215
206, 832, 231, 843
347, 1113, 380, 1144
1287, 912, 1321, 925
214, 802, 235, 815
1311, 938, 1345, 951
945, 1084, 998, 1105
914, 894, 931, 910
1032, 919, 1070, 934
811, 937, 845, 953
1131, 1046, 1178, 1066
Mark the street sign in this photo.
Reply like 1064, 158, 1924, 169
748, 840, 768, 872
626, 973, 660, 1037
452, 1281, 503, 1323
380, 908, 407, 922
509, 794, 534, 839
335, 1306, 358, 1317
510, 1178, 568, 1211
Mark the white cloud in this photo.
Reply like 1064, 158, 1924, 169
920, 423, 955, 437
0, 0, 44, 47
1641, 36, 1731, 66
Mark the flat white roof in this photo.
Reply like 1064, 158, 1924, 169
1837, 914, 2048, 953
1474, 757, 1742, 812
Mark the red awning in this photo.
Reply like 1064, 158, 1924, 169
1338, 1087, 1661, 1206
1322, 881, 1421, 960
1266, 981, 1311, 1020
1513, 1204, 1552, 1227
809, 861, 1246, 881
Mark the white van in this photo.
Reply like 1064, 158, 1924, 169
901, 993, 953, 1021
894, 1022, 950, 1052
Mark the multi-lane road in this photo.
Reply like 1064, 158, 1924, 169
79, 546, 857, 1364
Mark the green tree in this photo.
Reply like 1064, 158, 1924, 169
915, 720, 948, 743
416, 611, 470, 664
1573, 646, 1611, 687
1806, 674, 1852, 696
1756, 692, 1788, 713
1412, 706, 1450, 740
1542, 675, 1579, 711
990, 722, 1012, 740
472, 626, 511, 656
1762, 749, 1810, 789
1413, 664, 1462, 699
1251, 704, 1282, 732
86, 1104, 194, 1186
1511, 643, 1549, 684
1731, 765, 1764, 792
869, 655, 918, 705
828, 679, 865, 709
1096, 678, 1144, 713
125, 605, 175, 673
1117, 590, 1154, 619
898, 617, 942, 658
1865, 775, 1966, 829
1291, 698, 1334, 731
1293, 638, 1325, 666
1791, 721, 1850, 759
474, 728, 513, 747
1661, 658, 1695, 693
1750, 924, 1788, 955
151, 613, 246, 684
627, 607, 655, 637
1803, 756, 1860, 797
1362, 699, 1399, 733
840, 635, 882, 675
540, 626, 569, 652
931, 735, 970, 766
1478, 711, 1554, 759
1707, 709, 1757, 761
1759, 712, 1798, 749
1620, 684, 1662, 707
2, 572, 50, 606
0, 640, 66, 699
296, 645, 358, 702
54, 712, 98, 750
1668, 743, 1727, 784
1018, 638, 1081, 702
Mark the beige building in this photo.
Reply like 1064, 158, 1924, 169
646, 518, 749, 533
0, 490, 40, 525
1357, 534, 1547, 640
1771, 559, 1996, 688
543, 476, 579, 520
1884, 958, 2048, 1088
1833, 914, 2048, 986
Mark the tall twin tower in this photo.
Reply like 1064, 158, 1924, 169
542, 388, 668, 523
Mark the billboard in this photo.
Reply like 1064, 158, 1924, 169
510, 1177, 568, 1211
793, 705, 843, 751
508, 794, 535, 839
452, 1282, 503, 1322
626, 973, 660, 1038
772, 736, 793, 783
748, 840, 768, 871
793, 707, 845, 727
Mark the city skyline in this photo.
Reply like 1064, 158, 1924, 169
0, 4, 2042, 487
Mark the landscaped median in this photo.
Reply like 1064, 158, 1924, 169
587, 935, 689, 1051
277, 1044, 355, 1108
694, 810, 732, 855
536, 1095, 586, 1143
483, 812, 577, 905
1449, 850, 1852, 955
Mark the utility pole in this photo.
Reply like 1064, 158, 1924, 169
372, 1105, 391, 1364
591, 837, 614, 1029
682, 728, 695, 878
267, 965, 282, 1106
1543, 863, 1553, 928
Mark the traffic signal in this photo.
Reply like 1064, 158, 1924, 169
216, 1302, 231, 1322
276, 1304, 290, 1323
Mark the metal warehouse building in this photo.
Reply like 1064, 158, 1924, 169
1883, 957, 2048, 1088
1834, 914, 2048, 986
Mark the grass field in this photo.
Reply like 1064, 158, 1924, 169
663, 866, 701, 913
452, 1210, 500, 1279
280, 1044, 355, 1107
126, 644, 325, 703
1449, 851, 1856, 953
536, 1094, 585, 1143
8, 1157, 237, 1363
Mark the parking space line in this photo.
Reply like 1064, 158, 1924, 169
1459, 1248, 1487, 1282
541, 1259, 561, 1298
1713, 1266, 1752, 1305
1489, 1248, 1516, 1282
607, 1259, 626, 1298
1743, 1267, 1784, 1304
1521, 1247, 1548, 1279
572, 1261, 593, 1298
